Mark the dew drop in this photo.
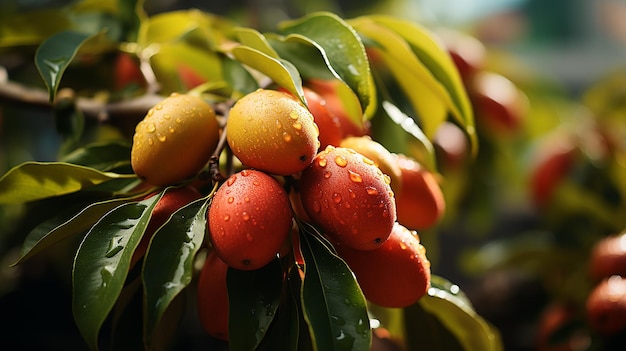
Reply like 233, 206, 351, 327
332, 193, 342, 204
318, 157, 327, 167
168, 126, 175, 133
241, 169, 251, 177
312, 200, 322, 213
383, 174, 391, 185
283, 132, 292, 142
289, 110, 299, 120
292, 122, 302, 131
147, 123, 156, 133
348, 170, 362, 183
227, 197, 234, 204
227, 176, 237, 186
147, 109, 154, 117
157, 133, 166, 142
155, 104, 163, 110
334, 155, 348, 167
366, 187, 379, 195
148, 138, 154, 145
176, 117, 183, 124
223, 215, 230, 221
242, 212, 250, 221
324, 171, 332, 179
275, 120, 283, 129
349, 190, 356, 199
362, 156, 375, 165
253, 180, 260, 186
244, 196, 250, 203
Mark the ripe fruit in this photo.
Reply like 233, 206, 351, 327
394, 154, 445, 230
339, 136, 402, 194
586, 275, 626, 335
530, 137, 577, 208
306, 78, 370, 138
438, 29, 486, 83
131, 185, 203, 267
197, 250, 230, 341
589, 232, 626, 282
470, 71, 528, 135
299, 146, 396, 251
335, 222, 431, 308
208, 169, 293, 270
535, 302, 581, 351
433, 121, 469, 170
131, 93, 220, 186
226, 89, 319, 176
114, 52, 144, 90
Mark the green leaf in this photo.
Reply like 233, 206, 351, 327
142, 195, 211, 349
279, 12, 376, 119
0, 162, 135, 204
35, 30, 102, 102
221, 54, 259, 96
227, 259, 283, 351
72, 194, 162, 351
13, 197, 133, 266
0, 9, 71, 47
116, 0, 146, 42
363, 15, 477, 155
231, 45, 305, 103
299, 223, 371, 351
267, 35, 336, 81
234, 27, 279, 58
60, 141, 131, 171
381, 101, 437, 171
408, 276, 503, 351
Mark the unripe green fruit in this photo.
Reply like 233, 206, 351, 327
208, 169, 293, 270
131, 93, 220, 186
299, 146, 396, 251
226, 89, 320, 176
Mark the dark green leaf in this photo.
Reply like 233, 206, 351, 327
227, 259, 283, 351
221, 54, 259, 96
231, 45, 305, 103
403, 302, 465, 351
142, 195, 211, 349
116, 0, 146, 42
412, 276, 503, 351
13, 197, 133, 266
35, 30, 102, 102
72, 193, 162, 351
0, 162, 135, 204
268, 35, 338, 81
60, 141, 132, 171
299, 224, 371, 351
279, 12, 376, 119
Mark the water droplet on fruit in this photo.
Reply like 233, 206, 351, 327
349, 190, 356, 199
227, 176, 237, 186
244, 196, 250, 203
318, 157, 327, 167
383, 174, 391, 185
253, 180, 260, 186
334, 155, 348, 167
283, 132, 292, 142
362, 156, 375, 165
332, 193, 342, 204
168, 126, 175, 133
155, 104, 163, 110
148, 138, 154, 145
292, 122, 302, 131
289, 110, 299, 120
176, 117, 183, 124
147, 123, 156, 133
324, 171, 331, 179
157, 133, 166, 142
366, 187, 378, 195
241, 169, 251, 177
147, 109, 154, 117
275, 120, 282, 129
348, 171, 362, 183
227, 197, 234, 204
242, 212, 250, 221
223, 215, 230, 221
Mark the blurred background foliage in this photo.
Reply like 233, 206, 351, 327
2, 0, 626, 350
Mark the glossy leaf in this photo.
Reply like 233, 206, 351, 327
60, 141, 131, 171
231, 45, 305, 103
35, 30, 102, 102
72, 194, 162, 351
221, 54, 259, 96
13, 197, 133, 266
234, 27, 279, 58
408, 276, 503, 351
267, 35, 336, 81
279, 12, 376, 119
0, 162, 135, 204
142, 195, 211, 349
227, 259, 283, 351
381, 101, 438, 171
0, 9, 71, 47
364, 15, 477, 154
299, 224, 371, 351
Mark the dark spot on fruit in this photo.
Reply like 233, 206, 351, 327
299, 154, 307, 162
374, 237, 382, 244
242, 259, 251, 266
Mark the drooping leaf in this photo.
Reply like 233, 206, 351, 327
35, 30, 103, 102
142, 195, 212, 349
227, 259, 283, 351
361, 15, 477, 155
234, 27, 279, 58
0, 162, 136, 204
13, 197, 134, 266
406, 276, 503, 351
72, 193, 162, 351
381, 101, 437, 171
299, 223, 371, 351
279, 12, 376, 119
60, 141, 131, 171
230, 45, 305, 103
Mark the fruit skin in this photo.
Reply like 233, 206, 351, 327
197, 250, 230, 341
335, 222, 431, 308
131, 185, 203, 267
208, 169, 293, 270
131, 93, 220, 186
586, 275, 626, 335
299, 146, 397, 251
339, 136, 403, 194
438, 29, 486, 83
394, 154, 445, 231
530, 139, 577, 208
114, 52, 144, 90
589, 232, 626, 282
226, 89, 319, 176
